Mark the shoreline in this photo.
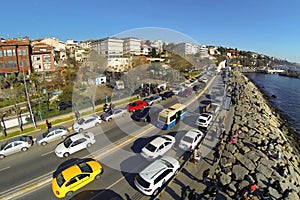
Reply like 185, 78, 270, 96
212, 71, 300, 199
244, 73, 300, 152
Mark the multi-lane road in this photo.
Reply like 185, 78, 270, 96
0, 73, 226, 200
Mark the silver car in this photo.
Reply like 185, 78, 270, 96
72, 115, 101, 132
0, 136, 34, 159
36, 126, 70, 146
100, 108, 127, 121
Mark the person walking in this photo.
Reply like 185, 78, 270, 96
188, 189, 196, 200
46, 119, 52, 130
213, 150, 220, 163
181, 185, 191, 200
202, 169, 210, 183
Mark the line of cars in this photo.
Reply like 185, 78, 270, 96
134, 129, 204, 196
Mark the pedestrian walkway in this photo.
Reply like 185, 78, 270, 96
158, 106, 234, 200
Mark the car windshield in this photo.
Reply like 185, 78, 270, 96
78, 162, 92, 173
56, 173, 65, 187
83, 133, 90, 138
136, 175, 150, 188
158, 116, 167, 123
145, 143, 156, 152
63, 138, 73, 148
183, 136, 193, 143
0, 142, 8, 150
160, 159, 174, 168
199, 118, 206, 123
42, 131, 49, 138
161, 136, 171, 141
77, 119, 85, 125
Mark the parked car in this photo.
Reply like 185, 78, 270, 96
178, 87, 193, 97
141, 135, 175, 161
57, 101, 72, 110
36, 126, 70, 146
195, 113, 213, 129
179, 129, 204, 151
127, 100, 148, 112
134, 156, 180, 196
55, 132, 96, 158
131, 107, 151, 122
159, 91, 174, 100
144, 96, 162, 106
199, 77, 208, 83
0, 136, 34, 159
72, 115, 101, 132
52, 157, 103, 198
100, 108, 127, 121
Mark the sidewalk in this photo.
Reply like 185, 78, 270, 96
158, 105, 235, 200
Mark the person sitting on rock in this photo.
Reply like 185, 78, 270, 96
278, 164, 288, 178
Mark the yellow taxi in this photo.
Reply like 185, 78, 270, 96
52, 157, 103, 198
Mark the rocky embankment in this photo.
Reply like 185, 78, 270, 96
214, 72, 300, 199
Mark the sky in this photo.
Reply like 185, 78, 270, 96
1, 0, 300, 63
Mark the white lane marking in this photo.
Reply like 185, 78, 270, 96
0, 166, 10, 172
41, 151, 54, 157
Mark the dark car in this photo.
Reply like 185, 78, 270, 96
131, 107, 151, 122
160, 91, 174, 100
57, 101, 72, 110
193, 85, 201, 92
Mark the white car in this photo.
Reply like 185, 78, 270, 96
72, 115, 101, 132
0, 136, 34, 159
179, 129, 204, 151
100, 108, 127, 121
195, 113, 213, 128
36, 126, 70, 146
184, 81, 194, 87
141, 135, 175, 160
172, 86, 185, 95
55, 132, 96, 158
144, 96, 162, 106
134, 156, 180, 196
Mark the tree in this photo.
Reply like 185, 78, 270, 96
151, 48, 157, 57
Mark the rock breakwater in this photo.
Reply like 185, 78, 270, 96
214, 72, 300, 199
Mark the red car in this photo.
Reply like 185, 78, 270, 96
127, 100, 147, 112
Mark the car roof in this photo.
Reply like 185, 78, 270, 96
139, 156, 177, 181
53, 157, 95, 178
8, 136, 28, 143
150, 136, 172, 147
48, 126, 66, 132
186, 129, 202, 137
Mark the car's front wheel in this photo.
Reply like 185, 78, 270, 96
79, 128, 83, 132
87, 143, 92, 148
95, 122, 100, 126
63, 152, 70, 158
21, 147, 28, 152
41, 142, 47, 146
95, 174, 101, 180
152, 188, 160, 196
66, 191, 73, 197
0, 154, 5, 159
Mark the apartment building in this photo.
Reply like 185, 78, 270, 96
91, 37, 124, 60
122, 37, 141, 56
176, 42, 199, 55
31, 42, 55, 72
0, 36, 31, 75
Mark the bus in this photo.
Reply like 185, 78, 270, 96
157, 103, 188, 130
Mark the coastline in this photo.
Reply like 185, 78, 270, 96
244, 73, 300, 152
213, 71, 300, 199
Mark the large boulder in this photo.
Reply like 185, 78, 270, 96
232, 165, 249, 181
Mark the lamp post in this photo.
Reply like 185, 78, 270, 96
16, 44, 36, 128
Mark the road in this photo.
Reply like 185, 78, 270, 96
0, 73, 226, 200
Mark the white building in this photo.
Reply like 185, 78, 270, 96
91, 37, 124, 61
176, 42, 199, 55
122, 37, 141, 56
199, 45, 209, 58
150, 40, 164, 53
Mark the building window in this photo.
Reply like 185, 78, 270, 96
7, 50, 12, 56
3, 50, 6, 57
0, 62, 3, 68
8, 61, 13, 68
22, 49, 26, 55
19, 61, 23, 66
12, 49, 16, 56
18, 49, 22, 55
44, 55, 50, 62
0, 51, 2, 57
23, 61, 27, 66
